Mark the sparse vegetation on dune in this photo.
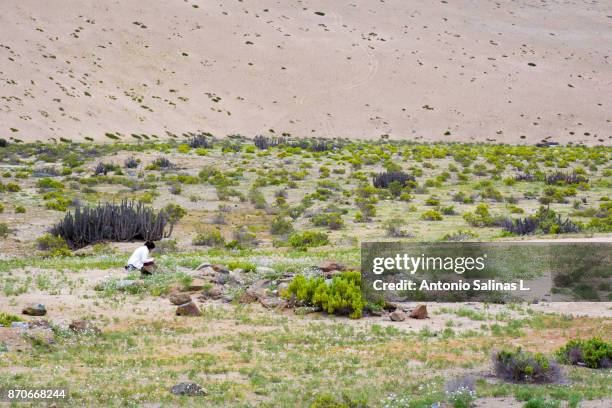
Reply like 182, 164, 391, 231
0, 136, 610, 406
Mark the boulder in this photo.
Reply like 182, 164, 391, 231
187, 278, 207, 291
228, 270, 245, 285
211, 264, 229, 274
169, 293, 192, 306
199, 286, 223, 300
170, 382, 207, 396
390, 310, 407, 322
258, 297, 287, 309
176, 301, 202, 317
238, 290, 259, 304
318, 261, 346, 272
22, 303, 46, 316
410, 304, 428, 319
69, 320, 101, 334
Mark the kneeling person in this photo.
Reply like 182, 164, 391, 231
126, 241, 157, 275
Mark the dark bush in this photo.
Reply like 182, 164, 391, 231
544, 171, 587, 185
502, 207, 580, 235
0, 138, 7, 147
124, 157, 138, 168
50, 200, 168, 249
556, 338, 611, 369
152, 157, 173, 169
94, 162, 107, 176
493, 348, 562, 383
254, 135, 285, 150
515, 172, 536, 182
188, 133, 214, 149
372, 171, 415, 189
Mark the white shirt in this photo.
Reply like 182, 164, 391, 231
127, 246, 150, 269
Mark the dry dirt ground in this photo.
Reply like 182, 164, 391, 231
0, 0, 611, 144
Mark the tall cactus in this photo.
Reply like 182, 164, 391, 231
50, 200, 168, 249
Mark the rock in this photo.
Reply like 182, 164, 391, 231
228, 270, 245, 285
255, 266, 275, 275
170, 382, 207, 396
169, 293, 192, 305
211, 264, 229, 274
318, 261, 346, 272
410, 304, 428, 319
277, 282, 289, 294
238, 290, 259, 304
383, 301, 400, 311
199, 285, 223, 300
69, 320, 101, 334
195, 262, 211, 270
390, 310, 406, 322
11, 322, 30, 329
22, 303, 46, 316
176, 301, 202, 317
213, 274, 230, 285
187, 278, 207, 291
258, 297, 287, 309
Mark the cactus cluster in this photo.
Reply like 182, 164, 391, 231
50, 200, 168, 249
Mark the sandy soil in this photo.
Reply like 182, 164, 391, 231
0, 0, 610, 144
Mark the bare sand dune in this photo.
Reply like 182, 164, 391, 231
0, 0, 611, 144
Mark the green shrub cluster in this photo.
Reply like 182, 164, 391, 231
283, 271, 364, 318
312, 212, 344, 230
192, 230, 225, 247
556, 337, 611, 369
36, 234, 71, 257
0, 312, 23, 326
288, 231, 329, 249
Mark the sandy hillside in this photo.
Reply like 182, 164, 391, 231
0, 0, 611, 144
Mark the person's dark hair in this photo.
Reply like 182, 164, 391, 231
145, 241, 155, 250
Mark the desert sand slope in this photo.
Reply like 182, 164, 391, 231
0, 0, 610, 144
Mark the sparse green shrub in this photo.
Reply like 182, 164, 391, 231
283, 271, 364, 318
15, 205, 25, 213
288, 231, 329, 249
383, 217, 409, 237
463, 204, 495, 227
312, 212, 344, 230
249, 188, 267, 209
6, 182, 20, 192
0, 203, 3, 213
493, 348, 561, 383
556, 338, 611, 369
230, 227, 258, 248
0, 223, 8, 238
425, 196, 440, 206
36, 233, 71, 257
162, 203, 187, 236
270, 216, 294, 235
523, 398, 560, 408
421, 209, 443, 221
37, 177, 64, 190
0, 312, 22, 326
192, 230, 225, 247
